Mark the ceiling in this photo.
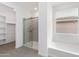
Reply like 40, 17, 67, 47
2, 2, 66, 12
1, 2, 38, 13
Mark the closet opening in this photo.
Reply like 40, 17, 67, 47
0, 15, 16, 53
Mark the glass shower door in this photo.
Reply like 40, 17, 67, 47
23, 19, 33, 48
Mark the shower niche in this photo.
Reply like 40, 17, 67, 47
54, 8, 79, 44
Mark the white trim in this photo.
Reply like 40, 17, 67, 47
49, 43, 79, 56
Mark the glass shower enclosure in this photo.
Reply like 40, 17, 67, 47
23, 17, 38, 49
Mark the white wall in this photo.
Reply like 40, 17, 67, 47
56, 8, 78, 18
0, 3, 16, 24
47, 3, 53, 50
38, 2, 48, 56
33, 11, 39, 17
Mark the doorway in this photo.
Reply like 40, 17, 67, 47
23, 17, 38, 50
0, 15, 16, 54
